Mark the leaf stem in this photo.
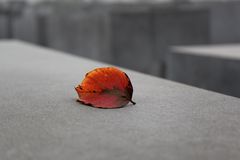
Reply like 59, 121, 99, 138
122, 96, 136, 105
129, 99, 136, 105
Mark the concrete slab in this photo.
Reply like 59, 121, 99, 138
167, 44, 240, 98
1, 40, 240, 160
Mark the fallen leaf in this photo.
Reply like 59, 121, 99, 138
75, 67, 136, 109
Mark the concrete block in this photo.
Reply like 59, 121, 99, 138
167, 44, 240, 97
45, 3, 110, 60
1, 40, 240, 160
35, 2, 210, 76
210, 1, 240, 43
14, 6, 38, 43
110, 8, 156, 74
0, 16, 6, 38
152, 6, 209, 76
3, 0, 240, 78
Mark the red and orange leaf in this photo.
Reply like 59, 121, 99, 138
75, 67, 136, 109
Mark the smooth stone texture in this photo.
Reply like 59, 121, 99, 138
1, 40, 240, 160
167, 44, 240, 98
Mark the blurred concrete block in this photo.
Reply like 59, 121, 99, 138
0, 16, 5, 38
3, 1, 240, 78
0, 1, 211, 77
42, 3, 111, 61
99, 5, 210, 76
154, 7, 210, 76
210, 1, 240, 43
43, 2, 209, 76
0, 3, 37, 42
110, 7, 156, 75
167, 44, 240, 97
14, 6, 38, 43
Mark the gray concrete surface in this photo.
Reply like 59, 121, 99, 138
1, 40, 240, 160
167, 44, 240, 98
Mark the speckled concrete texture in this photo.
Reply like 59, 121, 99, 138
1, 40, 240, 160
